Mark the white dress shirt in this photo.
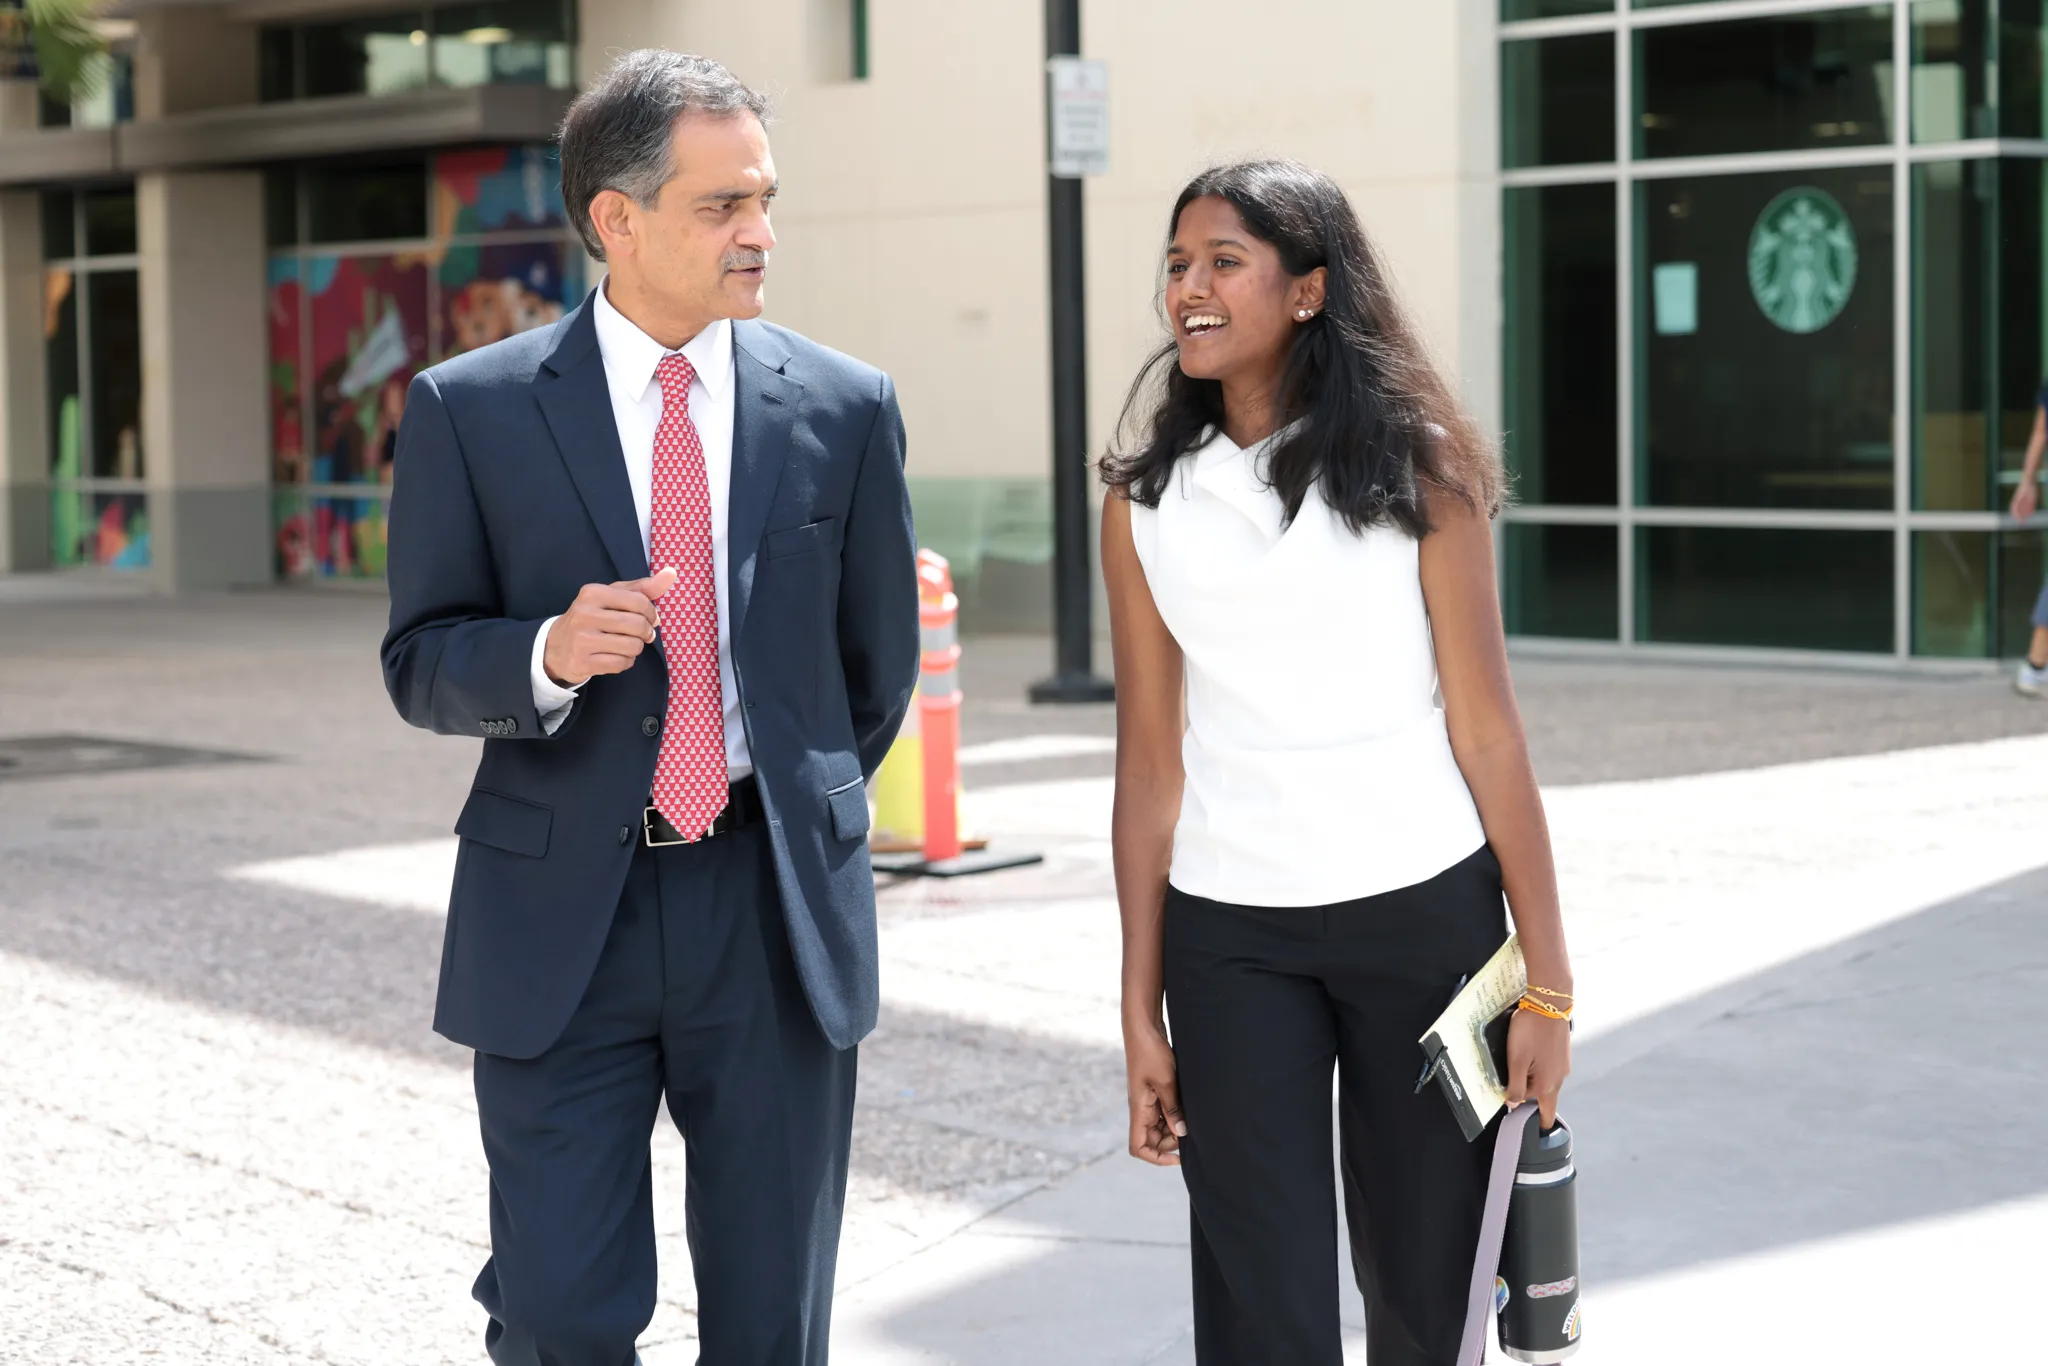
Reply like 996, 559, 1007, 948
1127, 426, 1484, 906
527, 281, 753, 779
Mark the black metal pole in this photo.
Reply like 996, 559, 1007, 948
1029, 0, 1116, 705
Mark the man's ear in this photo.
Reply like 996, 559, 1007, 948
589, 189, 635, 261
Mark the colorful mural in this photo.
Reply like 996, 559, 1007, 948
307, 252, 427, 489
268, 146, 577, 580
438, 239, 577, 357
268, 258, 305, 485
52, 490, 149, 569
433, 146, 566, 238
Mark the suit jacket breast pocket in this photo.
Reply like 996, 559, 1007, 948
763, 517, 838, 561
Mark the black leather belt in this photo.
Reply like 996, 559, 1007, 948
643, 777, 762, 847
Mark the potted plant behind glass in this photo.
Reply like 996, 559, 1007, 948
0, 0, 108, 106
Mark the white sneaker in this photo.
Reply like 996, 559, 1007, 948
2016, 663, 2048, 698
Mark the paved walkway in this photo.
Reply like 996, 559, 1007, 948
2, 586, 2044, 1363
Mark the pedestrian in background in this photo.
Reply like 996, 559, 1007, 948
2008, 380, 2048, 696
380, 51, 918, 1366
1100, 160, 1575, 1365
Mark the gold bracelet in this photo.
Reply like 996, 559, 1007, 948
1517, 995, 1573, 1021
1524, 984, 1575, 1002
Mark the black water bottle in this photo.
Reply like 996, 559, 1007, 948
1495, 1115, 1581, 1362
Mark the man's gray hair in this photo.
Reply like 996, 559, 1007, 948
558, 50, 774, 261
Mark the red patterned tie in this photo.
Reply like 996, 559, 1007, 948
648, 352, 729, 838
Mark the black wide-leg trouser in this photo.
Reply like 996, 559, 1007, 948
1163, 845, 1509, 1366
470, 823, 857, 1366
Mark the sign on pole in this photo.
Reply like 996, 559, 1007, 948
1047, 56, 1109, 179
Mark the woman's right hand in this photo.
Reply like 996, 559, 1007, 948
2014, 480, 2040, 521
1124, 1025, 1185, 1165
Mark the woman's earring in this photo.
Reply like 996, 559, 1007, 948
1297, 308, 1313, 320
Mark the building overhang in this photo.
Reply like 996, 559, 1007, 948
0, 84, 571, 187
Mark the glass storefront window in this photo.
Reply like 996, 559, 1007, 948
306, 160, 430, 243
1911, 0, 2048, 141
302, 11, 431, 99
1504, 183, 1617, 505
1913, 529, 2047, 655
36, 51, 134, 128
45, 271, 80, 483
1636, 7, 1895, 160
261, 28, 298, 103
265, 1, 573, 99
86, 272, 143, 481
431, 0, 574, 89
41, 193, 75, 261
1503, 0, 1611, 17
1503, 524, 1620, 639
44, 226, 147, 571
1638, 525, 1894, 651
1638, 167, 1894, 509
265, 170, 300, 250
1910, 158, 2048, 511
1502, 34, 1615, 169
82, 189, 136, 258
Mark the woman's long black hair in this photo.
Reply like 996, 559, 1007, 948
1100, 160, 1502, 537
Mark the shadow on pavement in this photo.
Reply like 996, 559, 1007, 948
1573, 860, 2048, 1286
843, 863, 2048, 1363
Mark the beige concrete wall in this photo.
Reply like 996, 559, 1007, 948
134, 7, 259, 119
576, 0, 1500, 477
581, 0, 1051, 484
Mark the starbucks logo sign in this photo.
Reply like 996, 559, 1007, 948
1748, 188, 1857, 334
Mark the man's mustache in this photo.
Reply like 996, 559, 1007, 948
724, 251, 769, 272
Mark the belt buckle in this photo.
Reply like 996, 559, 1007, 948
643, 806, 695, 848
643, 804, 728, 847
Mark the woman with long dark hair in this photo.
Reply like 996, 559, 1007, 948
1102, 160, 1574, 1364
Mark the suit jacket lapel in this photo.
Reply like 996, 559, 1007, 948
728, 321, 802, 641
536, 298, 649, 583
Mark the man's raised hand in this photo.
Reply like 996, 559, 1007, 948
542, 568, 679, 687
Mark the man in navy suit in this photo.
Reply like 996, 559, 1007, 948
380, 50, 918, 1366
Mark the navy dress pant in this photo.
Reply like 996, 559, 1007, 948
471, 823, 857, 1366
1163, 845, 1508, 1366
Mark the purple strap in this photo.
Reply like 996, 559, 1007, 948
1457, 1102, 1537, 1366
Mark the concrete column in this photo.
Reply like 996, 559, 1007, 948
0, 74, 48, 571
0, 187, 50, 573
129, 8, 266, 590
133, 8, 257, 117
138, 171, 271, 591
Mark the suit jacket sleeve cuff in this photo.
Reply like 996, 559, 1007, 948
530, 617, 583, 735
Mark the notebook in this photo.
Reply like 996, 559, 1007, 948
1417, 934, 1527, 1142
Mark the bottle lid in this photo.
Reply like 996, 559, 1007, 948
1517, 1113, 1573, 1172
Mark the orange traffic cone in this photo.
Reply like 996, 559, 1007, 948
869, 551, 1042, 878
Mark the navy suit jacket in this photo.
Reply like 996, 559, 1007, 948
380, 296, 919, 1058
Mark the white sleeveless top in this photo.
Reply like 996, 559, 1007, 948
1128, 426, 1485, 907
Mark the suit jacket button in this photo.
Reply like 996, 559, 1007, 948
618, 825, 632, 845
641, 715, 660, 737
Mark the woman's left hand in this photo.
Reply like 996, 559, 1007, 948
1505, 1008, 1571, 1128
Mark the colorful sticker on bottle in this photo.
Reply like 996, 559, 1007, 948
1493, 1276, 1510, 1314
1527, 1276, 1577, 1299
1563, 1303, 1582, 1342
